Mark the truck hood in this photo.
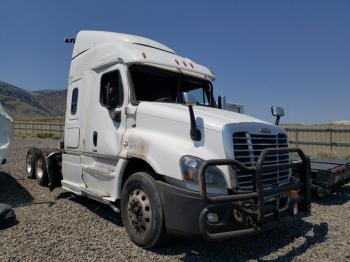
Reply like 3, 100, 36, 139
136, 102, 272, 132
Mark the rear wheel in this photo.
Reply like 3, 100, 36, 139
35, 151, 48, 186
26, 147, 40, 178
121, 172, 167, 248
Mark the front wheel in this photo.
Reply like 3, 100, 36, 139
121, 172, 167, 248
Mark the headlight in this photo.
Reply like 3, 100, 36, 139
180, 156, 227, 189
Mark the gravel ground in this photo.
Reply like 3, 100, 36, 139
1, 137, 350, 261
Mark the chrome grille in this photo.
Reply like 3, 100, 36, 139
233, 132, 290, 189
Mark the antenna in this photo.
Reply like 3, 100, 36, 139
64, 37, 76, 44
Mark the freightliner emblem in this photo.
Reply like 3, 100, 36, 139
259, 128, 271, 134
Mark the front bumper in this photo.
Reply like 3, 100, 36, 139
157, 148, 311, 240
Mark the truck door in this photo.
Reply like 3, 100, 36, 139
90, 64, 127, 156
81, 64, 128, 195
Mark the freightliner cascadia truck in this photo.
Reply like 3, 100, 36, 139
25, 31, 311, 248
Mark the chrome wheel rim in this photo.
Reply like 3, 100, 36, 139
26, 154, 32, 174
36, 158, 44, 179
127, 189, 152, 234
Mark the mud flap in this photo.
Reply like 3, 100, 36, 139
0, 203, 17, 229
46, 152, 62, 191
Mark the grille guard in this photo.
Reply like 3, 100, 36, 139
198, 148, 311, 239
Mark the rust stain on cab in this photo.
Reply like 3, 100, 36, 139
127, 135, 150, 159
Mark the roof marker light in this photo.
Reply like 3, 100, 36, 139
182, 61, 187, 67
189, 63, 194, 68
142, 52, 147, 59
175, 59, 179, 65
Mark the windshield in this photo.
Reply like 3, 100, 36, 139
129, 64, 215, 107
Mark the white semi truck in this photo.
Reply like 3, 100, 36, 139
26, 31, 311, 248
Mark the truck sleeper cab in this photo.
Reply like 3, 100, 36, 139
26, 31, 311, 248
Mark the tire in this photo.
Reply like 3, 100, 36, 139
26, 147, 40, 178
121, 172, 167, 248
35, 151, 48, 186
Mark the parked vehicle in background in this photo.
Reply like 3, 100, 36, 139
0, 102, 13, 165
310, 158, 350, 196
25, 31, 311, 248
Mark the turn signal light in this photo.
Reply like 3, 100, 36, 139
287, 190, 300, 199
207, 213, 219, 223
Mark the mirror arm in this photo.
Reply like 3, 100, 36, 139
188, 105, 201, 141
275, 115, 281, 126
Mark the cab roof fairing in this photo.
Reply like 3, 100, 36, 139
72, 30, 175, 58
70, 31, 215, 81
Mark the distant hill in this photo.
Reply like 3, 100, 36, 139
0, 80, 66, 120
31, 89, 67, 116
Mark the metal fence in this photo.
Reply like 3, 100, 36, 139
12, 121, 350, 157
282, 124, 350, 157
13, 121, 64, 138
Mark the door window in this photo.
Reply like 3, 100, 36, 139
71, 88, 79, 115
187, 87, 208, 106
100, 70, 124, 108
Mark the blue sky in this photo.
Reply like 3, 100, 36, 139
0, 0, 349, 123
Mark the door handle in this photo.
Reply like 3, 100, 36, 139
93, 131, 98, 147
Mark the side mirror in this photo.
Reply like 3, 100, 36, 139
218, 95, 226, 109
103, 84, 121, 122
271, 106, 284, 117
271, 106, 284, 125
105, 85, 117, 109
